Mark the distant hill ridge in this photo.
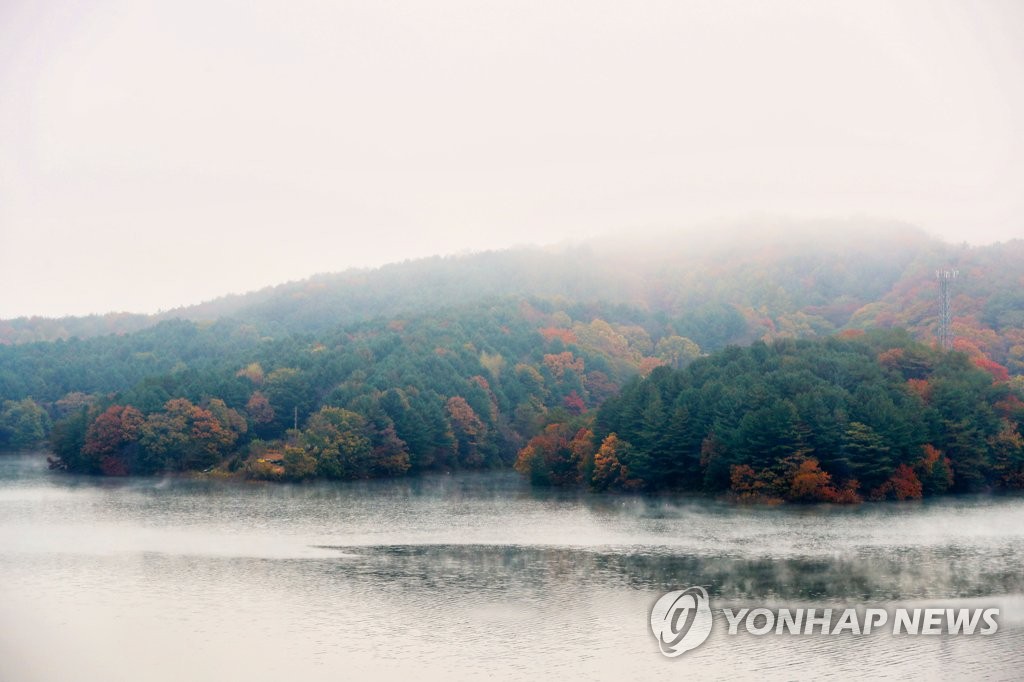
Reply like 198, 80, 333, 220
2, 220, 1021, 379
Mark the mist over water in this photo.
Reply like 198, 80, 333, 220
1, 453, 1022, 680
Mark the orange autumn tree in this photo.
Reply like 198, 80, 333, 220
870, 464, 923, 501
137, 398, 246, 473
730, 456, 861, 504
974, 357, 1011, 383
446, 396, 488, 466
538, 327, 578, 345
82, 405, 145, 475
246, 391, 275, 429
514, 423, 594, 486
789, 458, 839, 502
562, 391, 586, 415
590, 433, 643, 492
914, 444, 954, 495
729, 464, 783, 504
905, 378, 932, 402
542, 351, 585, 382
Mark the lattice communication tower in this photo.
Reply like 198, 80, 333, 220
936, 269, 958, 351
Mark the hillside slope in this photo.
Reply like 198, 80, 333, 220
1, 221, 1021, 493
0, 220, 934, 343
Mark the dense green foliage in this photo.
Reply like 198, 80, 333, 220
25, 299, 678, 479
515, 331, 1024, 501
0, 398, 50, 450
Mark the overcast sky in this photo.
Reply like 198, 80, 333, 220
1, 0, 1023, 318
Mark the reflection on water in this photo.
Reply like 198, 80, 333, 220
1, 453, 1022, 681
314, 543, 1024, 603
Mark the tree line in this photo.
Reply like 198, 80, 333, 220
2, 260, 1021, 502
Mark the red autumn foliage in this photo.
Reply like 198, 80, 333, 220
972, 357, 1010, 382
591, 433, 643, 492
446, 396, 487, 465
824, 481, 863, 504
730, 458, 861, 504
870, 464, 923, 501
788, 458, 861, 504
729, 464, 783, 504
470, 375, 500, 420
584, 371, 619, 404
513, 423, 594, 486
952, 337, 981, 354
543, 352, 585, 381
994, 394, 1024, 419
877, 348, 905, 369
562, 390, 585, 415
246, 391, 275, 425
905, 378, 932, 402
789, 459, 835, 501
189, 405, 237, 458
539, 327, 578, 345
446, 397, 484, 437
910, 444, 954, 495
83, 405, 144, 457
637, 356, 668, 376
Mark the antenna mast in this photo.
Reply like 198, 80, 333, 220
936, 269, 958, 351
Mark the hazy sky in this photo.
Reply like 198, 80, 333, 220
2, 0, 1023, 318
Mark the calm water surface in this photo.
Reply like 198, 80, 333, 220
1, 453, 1022, 681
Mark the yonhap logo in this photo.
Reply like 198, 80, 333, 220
649, 586, 714, 657
650, 587, 1000, 659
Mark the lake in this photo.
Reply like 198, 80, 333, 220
1, 452, 1022, 681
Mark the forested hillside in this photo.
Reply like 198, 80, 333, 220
1, 222, 1021, 499
516, 331, 1024, 500
3, 221, 1021, 373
